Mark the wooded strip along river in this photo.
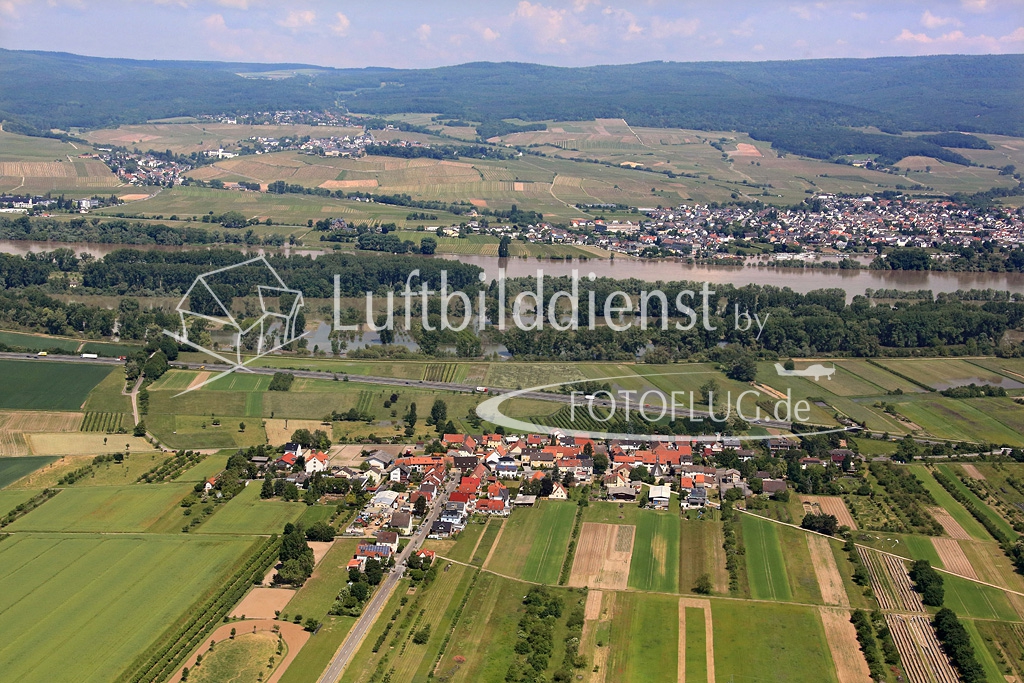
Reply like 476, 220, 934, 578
3, 240, 1022, 302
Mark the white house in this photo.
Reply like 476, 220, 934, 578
305, 451, 330, 474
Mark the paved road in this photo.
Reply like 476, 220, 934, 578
317, 477, 459, 683
0, 352, 796, 431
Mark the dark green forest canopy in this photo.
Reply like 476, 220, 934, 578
1, 50, 1022, 140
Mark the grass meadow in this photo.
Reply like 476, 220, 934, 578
908, 465, 991, 541
740, 513, 792, 601
0, 533, 255, 683
627, 510, 679, 593
6, 484, 191, 532
711, 600, 839, 683
487, 500, 576, 584
605, 592, 679, 683
197, 482, 307, 535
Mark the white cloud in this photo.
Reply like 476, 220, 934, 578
513, 1, 569, 45
415, 23, 431, 41
921, 10, 962, 28
481, 26, 500, 41
216, 0, 250, 9
960, 0, 990, 11
851, 12, 867, 20
572, 0, 600, 11
789, 4, 815, 20
278, 9, 315, 29
651, 17, 700, 39
895, 25, 1024, 50
331, 12, 350, 36
731, 18, 754, 37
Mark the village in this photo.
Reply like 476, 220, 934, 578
214, 429, 870, 576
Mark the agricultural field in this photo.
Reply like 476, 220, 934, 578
908, 465, 991, 541
712, 601, 839, 683
339, 562, 474, 683
0, 129, 119, 195
0, 456, 56, 489
0, 360, 113, 411
627, 510, 679, 593
486, 500, 576, 584
0, 330, 81, 352
741, 513, 792, 601
679, 518, 728, 594
604, 592, 679, 683
197, 482, 306, 535
5, 484, 191, 532
8, 451, 169, 489
0, 532, 256, 683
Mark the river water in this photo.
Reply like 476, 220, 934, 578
4, 239, 1022, 301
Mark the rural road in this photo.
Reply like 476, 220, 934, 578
317, 476, 459, 683
0, 352, 798, 432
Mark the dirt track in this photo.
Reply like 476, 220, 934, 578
819, 607, 872, 683
806, 534, 849, 607
568, 523, 635, 590
929, 506, 972, 540
931, 537, 978, 579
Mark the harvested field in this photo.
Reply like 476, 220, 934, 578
0, 431, 28, 456
584, 589, 603, 620
885, 614, 959, 683
117, 193, 151, 201
231, 587, 296, 619
928, 506, 972, 540
24, 433, 156, 456
800, 496, 857, 530
731, 143, 763, 157
931, 538, 978, 580
807, 535, 849, 607
818, 607, 872, 683
186, 371, 211, 392
265, 419, 328, 446
858, 547, 898, 610
960, 463, 985, 480
883, 553, 925, 612
568, 523, 635, 590
318, 179, 378, 189
0, 411, 82, 433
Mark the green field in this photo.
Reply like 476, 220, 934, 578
197, 482, 306, 535
0, 456, 57, 489
486, 501, 577, 584
740, 513, 792, 601
445, 518, 487, 564
0, 533, 255, 683
942, 573, 1019, 621
340, 563, 475, 683
0, 330, 80, 352
892, 397, 1024, 445
934, 464, 1018, 539
627, 510, 679, 593
284, 539, 361, 622
712, 601, 839, 683
776, 524, 823, 604
605, 592, 679, 683
6, 484, 191, 532
0, 360, 113, 411
679, 519, 726, 594
908, 465, 991, 541
684, 607, 708, 682
277, 616, 357, 683
471, 517, 503, 566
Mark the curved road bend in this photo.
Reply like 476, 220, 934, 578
0, 352, 795, 431
318, 477, 458, 683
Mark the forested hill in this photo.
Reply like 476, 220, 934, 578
1, 49, 1022, 138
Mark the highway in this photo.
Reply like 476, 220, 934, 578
317, 476, 459, 683
0, 351, 796, 431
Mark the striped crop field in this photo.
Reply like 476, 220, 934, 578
80, 412, 124, 433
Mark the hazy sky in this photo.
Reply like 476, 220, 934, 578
1, 0, 1022, 67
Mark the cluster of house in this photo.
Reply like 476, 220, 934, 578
638, 195, 1024, 258
96, 150, 193, 188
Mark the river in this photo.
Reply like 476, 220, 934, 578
3, 239, 1022, 301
